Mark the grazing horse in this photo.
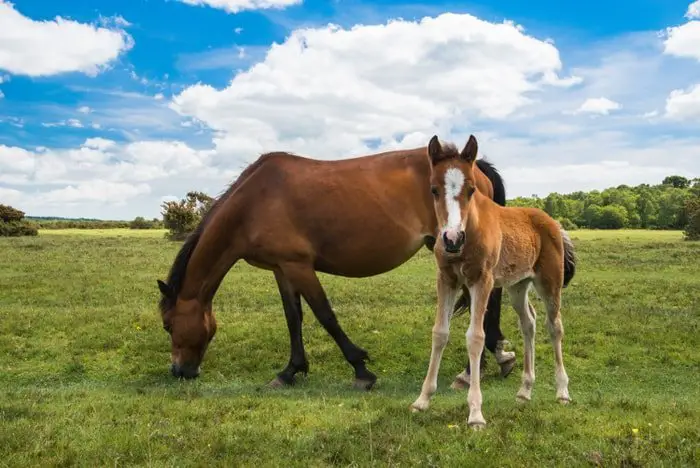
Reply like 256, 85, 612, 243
410, 135, 576, 429
156, 144, 516, 390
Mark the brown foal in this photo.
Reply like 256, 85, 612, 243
410, 135, 576, 429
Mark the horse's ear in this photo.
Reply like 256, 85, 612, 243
427, 135, 442, 164
157, 279, 174, 299
460, 134, 478, 164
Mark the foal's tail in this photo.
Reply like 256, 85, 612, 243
561, 228, 576, 288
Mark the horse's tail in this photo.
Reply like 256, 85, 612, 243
561, 228, 576, 288
452, 159, 507, 317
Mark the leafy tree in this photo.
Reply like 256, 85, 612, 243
595, 205, 628, 229
662, 175, 691, 189
161, 191, 214, 240
683, 196, 700, 241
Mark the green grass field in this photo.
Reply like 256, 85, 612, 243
1, 229, 698, 467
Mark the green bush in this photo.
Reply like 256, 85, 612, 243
0, 204, 25, 223
0, 204, 38, 237
0, 220, 38, 237
130, 216, 153, 229
557, 217, 578, 231
161, 191, 214, 240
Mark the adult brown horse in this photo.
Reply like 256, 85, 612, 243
156, 144, 516, 390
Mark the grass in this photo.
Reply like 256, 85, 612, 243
1, 228, 698, 467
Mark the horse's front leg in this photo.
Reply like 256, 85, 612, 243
466, 273, 494, 429
410, 270, 460, 412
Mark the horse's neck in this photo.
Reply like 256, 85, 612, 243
180, 221, 239, 305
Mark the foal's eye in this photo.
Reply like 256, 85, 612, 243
431, 186, 439, 197
163, 324, 172, 334
466, 186, 476, 197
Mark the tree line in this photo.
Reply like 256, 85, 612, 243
508, 176, 700, 234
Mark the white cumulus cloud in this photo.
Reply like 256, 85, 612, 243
663, 2, 700, 62
171, 13, 580, 161
0, 1, 133, 77
177, 0, 302, 13
665, 83, 700, 120
574, 97, 621, 115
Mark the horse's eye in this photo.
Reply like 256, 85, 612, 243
163, 324, 172, 334
467, 186, 475, 197
431, 186, 439, 197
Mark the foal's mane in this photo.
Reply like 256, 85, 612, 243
158, 154, 282, 314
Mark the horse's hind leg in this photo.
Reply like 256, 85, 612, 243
279, 261, 377, 390
507, 281, 536, 403
485, 287, 516, 376
268, 270, 309, 388
452, 286, 515, 390
533, 275, 570, 403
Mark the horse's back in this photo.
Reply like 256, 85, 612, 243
229, 148, 437, 275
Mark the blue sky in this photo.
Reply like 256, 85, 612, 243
1, 0, 699, 219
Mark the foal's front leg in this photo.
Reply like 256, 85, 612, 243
465, 273, 494, 429
410, 271, 459, 412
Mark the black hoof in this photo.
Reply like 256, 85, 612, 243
267, 376, 291, 388
353, 377, 376, 391
499, 357, 516, 378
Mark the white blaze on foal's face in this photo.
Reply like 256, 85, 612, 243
444, 167, 465, 231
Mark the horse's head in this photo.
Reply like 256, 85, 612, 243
157, 279, 217, 379
427, 134, 479, 256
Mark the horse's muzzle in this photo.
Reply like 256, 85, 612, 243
443, 230, 465, 253
170, 363, 201, 379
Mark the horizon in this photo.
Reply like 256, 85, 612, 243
1, 0, 699, 219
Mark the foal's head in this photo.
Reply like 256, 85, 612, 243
427, 134, 479, 255
157, 280, 217, 379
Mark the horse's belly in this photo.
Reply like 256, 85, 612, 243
493, 265, 535, 289
314, 235, 427, 277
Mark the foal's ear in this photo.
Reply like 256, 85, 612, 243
460, 134, 478, 164
427, 135, 443, 164
157, 279, 174, 299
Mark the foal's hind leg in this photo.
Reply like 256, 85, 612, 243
268, 270, 309, 388
533, 277, 570, 403
507, 281, 536, 402
280, 261, 377, 390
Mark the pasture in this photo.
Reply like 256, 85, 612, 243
1, 229, 698, 467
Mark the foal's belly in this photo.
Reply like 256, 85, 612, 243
493, 263, 535, 289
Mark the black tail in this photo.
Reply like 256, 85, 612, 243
453, 159, 507, 317
561, 228, 576, 288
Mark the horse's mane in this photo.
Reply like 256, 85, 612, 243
158, 154, 276, 314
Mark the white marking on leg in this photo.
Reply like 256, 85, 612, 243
465, 278, 492, 429
411, 275, 459, 412
444, 168, 465, 230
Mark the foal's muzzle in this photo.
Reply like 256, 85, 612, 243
170, 363, 201, 379
443, 230, 465, 253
